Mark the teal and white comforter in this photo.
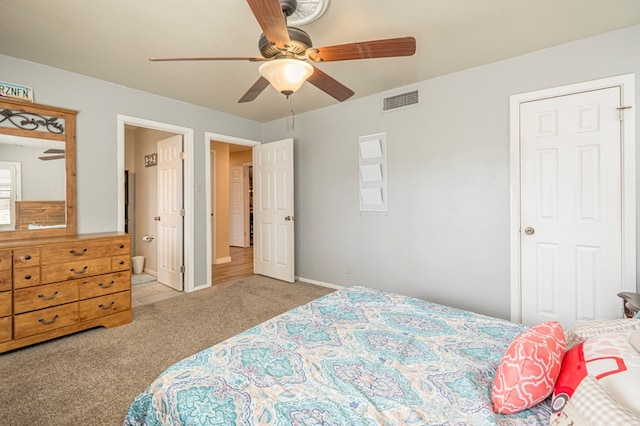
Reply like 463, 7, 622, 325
124, 286, 551, 425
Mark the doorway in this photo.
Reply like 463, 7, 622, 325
206, 132, 260, 286
509, 74, 636, 327
117, 115, 195, 291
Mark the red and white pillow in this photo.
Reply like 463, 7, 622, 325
550, 329, 640, 424
491, 321, 565, 414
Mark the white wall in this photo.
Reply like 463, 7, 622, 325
264, 24, 640, 319
0, 54, 263, 286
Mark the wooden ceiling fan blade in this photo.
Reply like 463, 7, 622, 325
309, 37, 416, 62
44, 148, 65, 154
238, 76, 271, 103
307, 66, 354, 102
38, 155, 65, 161
149, 56, 264, 62
246, 0, 290, 49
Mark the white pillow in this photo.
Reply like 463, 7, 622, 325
551, 375, 640, 426
564, 318, 640, 349
630, 330, 640, 353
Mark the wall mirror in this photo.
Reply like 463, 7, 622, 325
0, 97, 77, 241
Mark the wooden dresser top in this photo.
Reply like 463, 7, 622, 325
0, 232, 129, 249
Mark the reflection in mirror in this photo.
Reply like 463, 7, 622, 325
0, 134, 66, 231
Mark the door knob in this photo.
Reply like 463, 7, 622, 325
285, 216, 293, 221
524, 227, 535, 235
154, 216, 161, 221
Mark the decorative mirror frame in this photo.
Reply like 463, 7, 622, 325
0, 97, 77, 241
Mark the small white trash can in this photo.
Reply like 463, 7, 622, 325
132, 256, 145, 274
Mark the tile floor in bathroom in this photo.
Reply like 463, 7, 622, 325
131, 280, 181, 307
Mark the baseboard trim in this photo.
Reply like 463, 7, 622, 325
215, 257, 231, 265
296, 276, 344, 290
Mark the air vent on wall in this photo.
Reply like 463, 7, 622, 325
382, 89, 419, 112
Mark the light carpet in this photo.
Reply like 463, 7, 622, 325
0, 275, 334, 426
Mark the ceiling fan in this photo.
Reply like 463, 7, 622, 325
149, 0, 416, 103
38, 148, 65, 161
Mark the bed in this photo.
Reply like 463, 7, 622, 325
124, 286, 551, 425
14, 200, 66, 229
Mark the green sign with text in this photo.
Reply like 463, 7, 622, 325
0, 81, 33, 102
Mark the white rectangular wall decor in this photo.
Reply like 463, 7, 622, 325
359, 133, 387, 212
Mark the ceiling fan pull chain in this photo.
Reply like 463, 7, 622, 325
288, 95, 296, 135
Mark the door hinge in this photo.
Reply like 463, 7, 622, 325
617, 105, 632, 121
180, 151, 186, 160
180, 208, 185, 216
180, 265, 185, 273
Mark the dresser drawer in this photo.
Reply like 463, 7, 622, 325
111, 238, 130, 256
112, 255, 131, 272
14, 266, 41, 289
0, 316, 11, 343
14, 302, 79, 339
13, 247, 40, 268
14, 281, 79, 314
41, 257, 111, 284
0, 270, 11, 292
0, 250, 11, 271
41, 240, 111, 265
79, 271, 130, 299
79, 291, 131, 321
0, 291, 11, 317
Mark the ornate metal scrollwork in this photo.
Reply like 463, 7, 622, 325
0, 108, 65, 134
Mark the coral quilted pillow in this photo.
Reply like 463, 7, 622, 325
492, 321, 565, 414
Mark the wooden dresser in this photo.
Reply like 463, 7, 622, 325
0, 232, 132, 353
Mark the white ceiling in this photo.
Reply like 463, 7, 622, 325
1, 1, 639, 122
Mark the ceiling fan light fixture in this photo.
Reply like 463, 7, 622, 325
259, 59, 314, 96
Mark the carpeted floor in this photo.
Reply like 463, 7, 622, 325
0, 275, 334, 426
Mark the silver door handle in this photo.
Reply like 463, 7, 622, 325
524, 227, 535, 235
154, 216, 161, 221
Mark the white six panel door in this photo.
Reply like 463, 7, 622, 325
253, 138, 294, 282
520, 87, 621, 327
157, 135, 184, 291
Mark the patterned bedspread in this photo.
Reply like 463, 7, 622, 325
124, 286, 551, 425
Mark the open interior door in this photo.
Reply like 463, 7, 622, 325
253, 138, 294, 282
157, 135, 184, 291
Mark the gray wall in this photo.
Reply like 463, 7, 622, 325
2, 24, 638, 318
264, 24, 640, 320
0, 54, 263, 287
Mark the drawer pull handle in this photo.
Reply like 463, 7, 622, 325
38, 291, 59, 300
24, 274, 32, 280
70, 248, 88, 256
25, 255, 31, 260
70, 266, 88, 274
119, 260, 125, 265
98, 280, 115, 289
98, 301, 115, 310
38, 314, 59, 325
119, 244, 125, 249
